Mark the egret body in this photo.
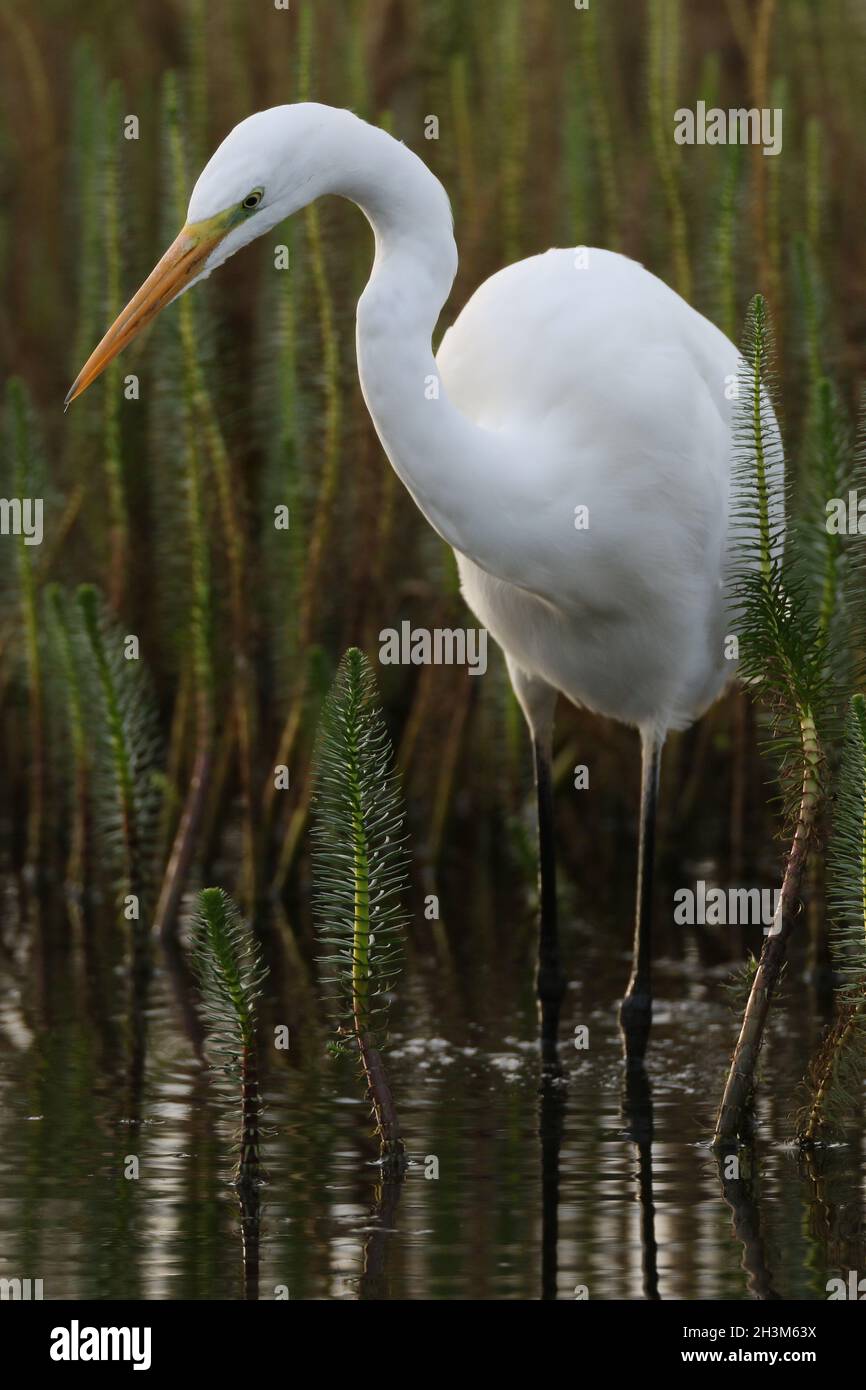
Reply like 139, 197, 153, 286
67, 104, 771, 1060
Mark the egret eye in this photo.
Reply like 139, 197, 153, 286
242, 189, 263, 210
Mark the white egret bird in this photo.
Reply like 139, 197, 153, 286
67, 103, 764, 1061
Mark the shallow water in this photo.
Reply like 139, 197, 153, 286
0, 859, 863, 1302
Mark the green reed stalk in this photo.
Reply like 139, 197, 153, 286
268, 4, 344, 872
749, 0, 777, 298
580, 2, 620, 250
0, 8, 54, 149
500, 0, 528, 265
800, 696, 866, 1144
45, 585, 90, 890
259, 215, 305, 726
264, 185, 343, 837
70, 42, 103, 385
715, 297, 832, 1144
157, 662, 190, 864
102, 79, 129, 611
197, 400, 257, 909
563, 50, 589, 249
153, 75, 216, 941
697, 50, 721, 110
712, 143, 742, 343
6, 379, 44, 867
716, 712, 822, 1145
0, 487, 84, 712
765, 74, 785, 329
76, 584, 159, 993
312, 649, 409, 1172
64, 41, 107, 537
346, 0, 370, 117
78, 585, 138, 887
805, 117, 823, 257
163, 70, 257, 908
429, 675, 474, 863
794, 237, 825, 401
186, 0, 208, 162
269, 648, 332, 889
449, 55, 477, 237
810, 379, 848, 644
192, 887, 268, 1187
648, 0, 691, 301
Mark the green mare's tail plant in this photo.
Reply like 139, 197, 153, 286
151, 74, 217, 942
799, 695, 866, 1145
312, 648, 409, 1175
44, 585, 91, 893
714, 296, 838, 1145
74, 584, 162, 982
266, 2, 346, 882
49, 583, 163, 1109
4, 379, 46, 868
192, 888, 268, 1188
101, 78, 130, 613
792, 366, 857, 990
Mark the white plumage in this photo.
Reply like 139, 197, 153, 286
438, 247, 740, 743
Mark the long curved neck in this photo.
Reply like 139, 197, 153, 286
318, 111, 529, 576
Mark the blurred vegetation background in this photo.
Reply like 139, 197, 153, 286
1, 0, 865, 931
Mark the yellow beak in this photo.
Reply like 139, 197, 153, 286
64, 215, 231, 409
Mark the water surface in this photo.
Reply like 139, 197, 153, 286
0, 859, 862, 1301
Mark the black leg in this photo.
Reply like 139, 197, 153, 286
533, 738, 565, 1057
620, 733, 663, 1065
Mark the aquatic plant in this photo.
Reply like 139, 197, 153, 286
648, 0, 691, 300
44, 584, 90, 888
499, 0, 528, 266
74, 583, 162, 973
101, 78, 129, 612
311, 647, 409, 1172
708, 142, 743, 344
3, 378, 45, 867
797, 382, 866, 1129
151, 73, 217, 941
267, 0, 345, 892
578, 2, 621, 251
191, 886, 268, 1187
714, 296, 835, 1143
799, 695, 866, 1143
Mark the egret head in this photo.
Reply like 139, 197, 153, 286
65, 104, 335, 407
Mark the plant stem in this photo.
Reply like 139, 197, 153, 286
238, 1041, 261, 1184
9, 383, 44, 868
714, 711, 821, 1143
357, 1034, 403, 1169
47, 588, 89, 891
154, 81, 217, 939
103, 79, 129, 612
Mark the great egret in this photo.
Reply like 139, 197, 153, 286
66, 103, 771, 1061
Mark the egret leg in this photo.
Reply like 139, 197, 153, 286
534, 738, 565, 1055
620, 732, 663, 1065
